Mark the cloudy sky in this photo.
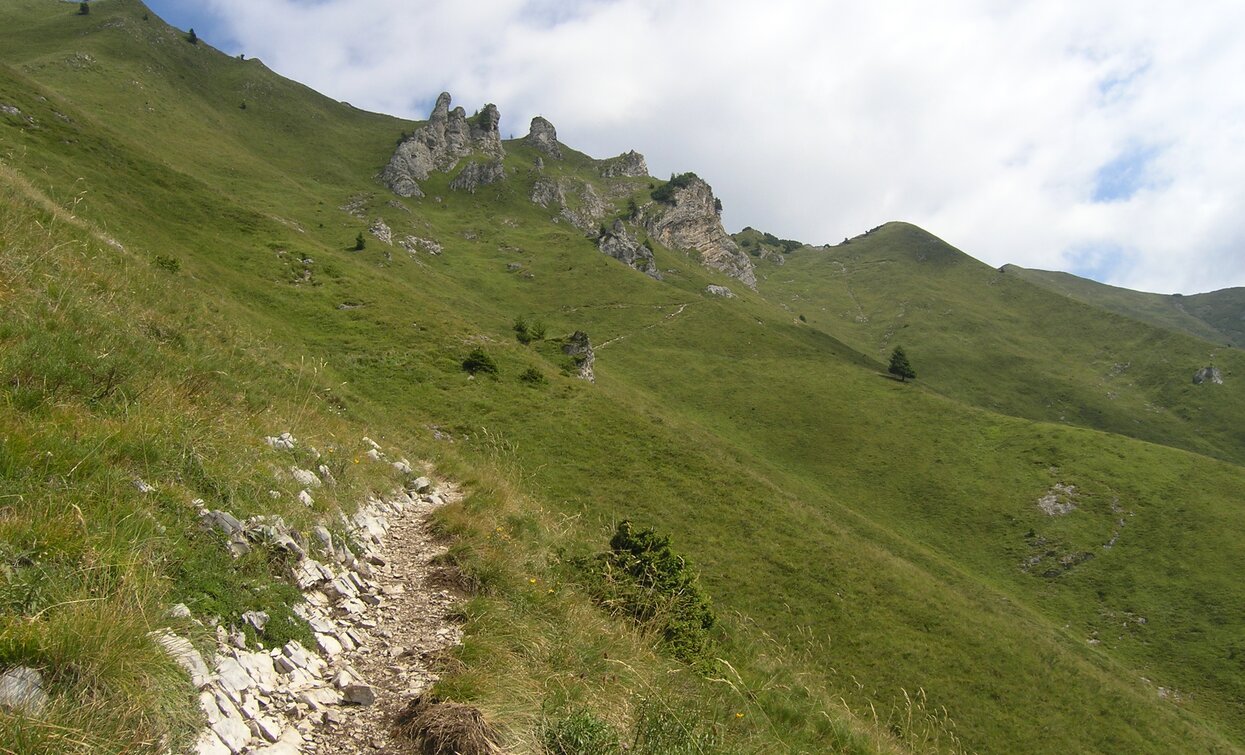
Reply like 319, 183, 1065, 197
147, 0, 1245, 294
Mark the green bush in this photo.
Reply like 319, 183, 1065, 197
519, 367, 547, 386
650, 173, 699, 205
514, 316, 546, 345
462, 347, 498, 376
580, 521, 717, 665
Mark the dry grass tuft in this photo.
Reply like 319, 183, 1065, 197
393, 695, 503, 755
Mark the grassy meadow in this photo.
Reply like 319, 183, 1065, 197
1, 1, 1244, 753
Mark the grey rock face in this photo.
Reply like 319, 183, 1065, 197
530, 177, 563, 208
524, 116, 562, 159
380, 93, 506, 197
644, 176, 756, 288
705, 284, 734, 298
448, 160, 506, 193
600, 150, 649, 178
560, 182, 607, 233
1193, 366, 1224, 385
597, 220, 660, 279
563, 331, 595, 383
0, 667, 47, 716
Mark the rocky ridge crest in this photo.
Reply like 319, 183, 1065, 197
380, 93, 504, 198
644, 175, 756, 288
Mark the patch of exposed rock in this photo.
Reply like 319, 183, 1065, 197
530, 177, 563, 208
523, 116, 562, 159
600, 150, 649, 178
1193, 366, 1223, 385
379, 93, 505, 198
449, 160, 506, 193
560, 182, 607, 234
597, 220, 660, 279
644, 176, 756, 288
563, 331, 595, 382
705, 284, 734, 298
369, 218, 393, 245
1037, 483, 1079, 516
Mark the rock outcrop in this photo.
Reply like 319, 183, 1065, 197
644, 175, 756, 288
449, 160, 506, 193
705, 284, 734, 298
597, 220, 660, 279
563, 331, 595, 383
380, 93, 505, 198
529, 176, 607, 234
1193, 366, 1223, 385
600, 150, 649, 178
560, 182, 607, 233
523, 116, 562, 159
530, 177, 563, 208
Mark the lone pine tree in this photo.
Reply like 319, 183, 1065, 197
888, 346, 916, 382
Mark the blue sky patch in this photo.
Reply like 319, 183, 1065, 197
1066, 242, 1130, 284
1092, 144, 1161, 203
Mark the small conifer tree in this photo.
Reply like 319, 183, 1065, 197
353, 232, 366, 251
888, 346, 916, 382
187, 28, 198, 44
78, 2, 90, 16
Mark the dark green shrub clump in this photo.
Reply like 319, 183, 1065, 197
519, 367, 547, 386
580, 521, 717, 665
514, 316, 546, 345
462, 347, 498, 375
650, 172, 699, 205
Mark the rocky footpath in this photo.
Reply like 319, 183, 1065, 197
380, 92, 504, 198
644, 176, 756, 288
160, 436, 465, 754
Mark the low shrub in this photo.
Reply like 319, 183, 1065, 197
462, 348, 498, 375
578, 521, 717, 666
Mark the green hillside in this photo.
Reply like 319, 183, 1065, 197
766, 223, 1245, 465
1006, 265, 1245, 347
3, 2, 1245, 753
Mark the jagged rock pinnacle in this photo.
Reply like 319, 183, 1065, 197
524, 116, 562, 159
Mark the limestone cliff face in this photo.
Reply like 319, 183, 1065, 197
597, 220, 661, 279
380, 93, 504, 197
644, 176, 756, 288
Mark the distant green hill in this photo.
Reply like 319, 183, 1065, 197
1006, 265, 1245, 347
766, 223, 1245, 465
3, 2, 1245, 753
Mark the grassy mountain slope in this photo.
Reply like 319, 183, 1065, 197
765, 223, 1245, 465
3, 2, 1245, 753
1005, 265, 1245, 347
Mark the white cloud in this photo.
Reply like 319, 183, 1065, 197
172, 0, 1245, 293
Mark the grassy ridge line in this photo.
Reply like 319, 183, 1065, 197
1002, 265, 1233, 345
766, 223, 1245, 465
